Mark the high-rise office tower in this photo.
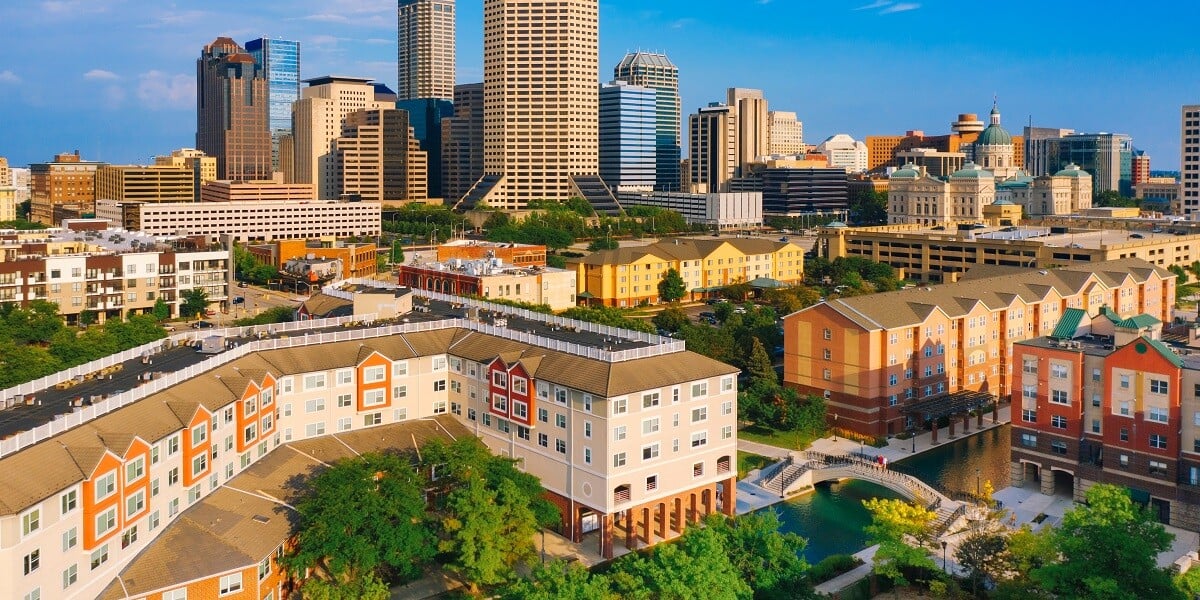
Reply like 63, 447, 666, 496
1023, 126, 1075, 177
477, 0, 599, 209
727, 88, 769, 173
196, 37, 272, 181
292, 76, 394, 199
397, 0, 456, 101
768, 111, 804, 156
441, 83, 485, 203
245, 37, 301, 174
336, 108, 428, 202
1058, 132, 1134, 196
689, 103, 738, 194
614, 52, 681, 192
396, 98, 454, 198
1183, 105, 1200, 216
599, 81, 657, 192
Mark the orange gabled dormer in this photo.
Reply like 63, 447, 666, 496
356, 350, 393, 412
236, 380, 262, 454
181, 407, 213, 487
121, 437, 152, 524
81, 450, 124, 550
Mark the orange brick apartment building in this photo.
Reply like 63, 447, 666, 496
782, 259, 1174, 437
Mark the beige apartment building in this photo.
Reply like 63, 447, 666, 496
94, 165, 195, 205
94, 198, 381, 242
397, 0, 456, 101
818, 222, 1200, 283
0, 299, 738, 599
199, 179, 315, 203
782, 258, 1174, 437
292, 76, 395, 199
336, 108, 428, 203
768, 111, 804, 156
476, 0, 600, 208
0, 220, 230, 322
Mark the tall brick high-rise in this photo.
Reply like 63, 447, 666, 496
196, 37, 272, 181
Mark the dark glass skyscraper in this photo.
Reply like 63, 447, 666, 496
245, 37, 300, 173
614, 52, 681, 192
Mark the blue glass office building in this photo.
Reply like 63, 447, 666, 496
397, 98, 454, 198
245, 38, 300, 172
599, 81, 657, 191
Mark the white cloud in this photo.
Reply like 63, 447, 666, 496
84, 69, 119, 81
855, 0, 892, 9
40, 0, 120, 18
0, 70, 20, 84
136, 71, 193, 110
880, 2, 920, 13
669, 18, 696, 29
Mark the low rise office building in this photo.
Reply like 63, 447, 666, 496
94, 165, 195, 204
199, 179, 316, 203
247, 239, 379, 279
616, 190, 763, 229
94, 199, 381, 243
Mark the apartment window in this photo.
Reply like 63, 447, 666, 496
583, 394, 593, 412
513, 400, 528, 420
721, 400, 733, 416
362, 389, 386, 407
303, 373, 326, 390
721, 376, 734, 392
337, 417, 351, 432
643, 392, 660, 409
305, 422, 326, 437
614, 452, 627, 468
1092, 394, 1101, 408
691, 431, 708, 448
1093, 368, 1101, 382
693, 462, 705, 477
517, 425, 530, 441
23, 549, 39, 574
392, 361, 408, 377
191, 423, 207, 447
60, 490, 77, 514
1119, 401, 1131, 416
537, 432, 548, 447
90, 544, 108, 570
642, 443, 660, 461
95, 472, 116, 502
1092, 419, 1101, 433
363, 365, 386, 383
1021, 409, 1036, 423
555, 389, 568, 404
432, 357, 447, 371
1150, 460, 1168, 476
1022, 358, 1037, 374
612, 398, 628, 415
1050, 364, 1068, 379
62, 527, 77, 551
1020, 433, 1037, 448
163, 590, 186, 600
722, 425, 733, 440
492, 394, 508, 412
219, 573, 243, 596
1120, 454, 1130, 467
337, 394, 353, 408
614, 425, 627, 441
646, 475, 658, 491
1150, 434, 1168, 450
691, 382, 708, 398
337, 369, 353, 385
62, 564, 77, 589
1120, 374, 1130, 389
1120, 428, 1129, 442
121, 525, 138, 549
363, 413, 382, 426
434, 380, 446, 392
1148, 406, 1169, 423
512, 377, 528, 395
1050, 441, 1067, 455
555, 439, 567, 454
126, 490, 145, 518
168, 498, 179, 517
671, 388, 680, 403
95, 507, 117, 537
1051, 415, 1067, 429
823, 328, 832, 340
691, 406, 707, 423
1151, 379, 1169, 395
467, 408, 477, 421
1050, 390, 1069, 405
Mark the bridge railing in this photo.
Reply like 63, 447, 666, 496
803, 451, 949, 509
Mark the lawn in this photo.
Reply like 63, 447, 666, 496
738, 424, 820, 451
737, 451, 774, 479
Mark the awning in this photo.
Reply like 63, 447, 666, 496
902, 390, 996, 422
576, 291, 595, 299
748, 277, 787, 290
1128, 488, 1151, 505
691, 286, 724, 293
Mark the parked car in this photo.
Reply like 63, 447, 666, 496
232, 296, 245, 305
191, 320, 215, 329
699, 311, 717, 320
237, 281, 248, 288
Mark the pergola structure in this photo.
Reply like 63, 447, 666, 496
902, 389, 998, 443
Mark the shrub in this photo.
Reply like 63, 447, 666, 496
809, 553, 864, 584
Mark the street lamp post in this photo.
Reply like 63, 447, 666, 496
540, 528, 547, 565
832, 413, 838, 442
942, 540, 949, 574
976, 468, 981, 497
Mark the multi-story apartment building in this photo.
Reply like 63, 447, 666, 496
613, 52, 681, 192
476, 0, 600, 208
30, 152, 105, 225
153, 149, 217, 202
291, 76, 395, 200
1183, 105, 1200, 217
245, 38, 301, 174
93, 199, 380, 243
335, 108, 428, 203
569, 237, 805, 307
398, 258, 577, 309
441, 83, 485, 204
782, 258, 1174, 437
0, 220, 230, 323
816, 222, 1200, 283
94, 165, 195, 204
600, 81, 657, 192
0, 297, 739, 599
1010, 310, 1200, 529
196, 38, 272, 182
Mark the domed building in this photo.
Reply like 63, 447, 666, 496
973, 102, 1020, 179
886, 161, 995, 225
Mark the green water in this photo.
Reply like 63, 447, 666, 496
769, 424, 1012, 563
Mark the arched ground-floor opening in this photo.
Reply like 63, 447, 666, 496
1050, 468, 1075, 497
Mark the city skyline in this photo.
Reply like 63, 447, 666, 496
1, 0, 1198, 170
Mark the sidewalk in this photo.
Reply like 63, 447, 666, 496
808, 405, 1012, 465
738, 438, 792, 459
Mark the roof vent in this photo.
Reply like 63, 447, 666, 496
252, 514, 271, 524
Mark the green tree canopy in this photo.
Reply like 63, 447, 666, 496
652, 306, 690, 333
180, 288, 209, 318
658, 268, 686, 303
703, 512, 814, 600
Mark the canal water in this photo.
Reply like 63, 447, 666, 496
769, 424, 1012, 563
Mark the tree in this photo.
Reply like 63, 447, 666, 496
281, 453, 435, 589
746, 338, 777, 387
391, 240, 405, 264
497, 560, 614, 600
658, 268, 686, 303
180, 288, 209, 318
607, 524, 753, 600
652, 306, 690, 333
849, 189, 888, 225
151, 298, 171, 322
439, 475, 537, 592
1169, 264, 1188, 283
297, 573, 390, 600
703, 512, 814, 600
587, 237, 619, 251
863, 498, 938, 595
1095, 190, 1138, 208
955, 530, 1010, 596
1033, 483, 1182, 599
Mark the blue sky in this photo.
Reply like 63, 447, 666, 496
1, 0, 1199, 170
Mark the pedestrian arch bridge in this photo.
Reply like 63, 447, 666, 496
758, 451, 952, 509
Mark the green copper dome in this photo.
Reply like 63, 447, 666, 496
1054, 163, 1089, 177
976, 123, 1012, 146
950, 161, 991, 179
890, 163, 921, 179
